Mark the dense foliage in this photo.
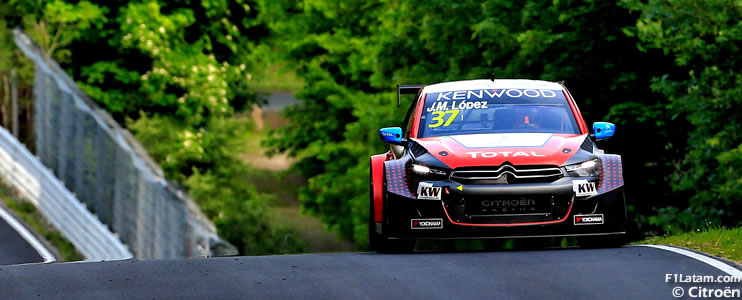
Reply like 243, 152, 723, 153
260, 0, 741, 246
2, 0, 740, 251
0, 0, 301, 255
625, 0, 742, 232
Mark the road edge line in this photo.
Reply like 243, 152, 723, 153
640, 244, 742, 277
0, 205, 56, 263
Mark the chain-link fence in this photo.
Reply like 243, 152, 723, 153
0, 125, 132, 261
13, 29, 235, 259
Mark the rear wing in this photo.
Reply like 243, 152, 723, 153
397, 84, 425, 107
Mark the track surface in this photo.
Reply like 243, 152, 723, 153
1, 246, 740, 299
0, 214, 44, 265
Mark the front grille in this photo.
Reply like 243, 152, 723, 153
450, 164, 563, 184
443, 193, 573, 224
465, 196, 553, 217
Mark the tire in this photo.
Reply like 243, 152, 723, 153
369, 201, 414, 253
514, 237, 549, 250
580, 190, 628, 249
578, 234, 627, 248
369, 161, 380, 251
483, 239, 508, 251
369, 193, 416, 253
368, 176, 379, 251
368, 166, 415, 253
376, 238, 416, 253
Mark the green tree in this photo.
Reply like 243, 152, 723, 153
261, 0, 677, 246
625, 0, 742, 231
2, 0, 302, 255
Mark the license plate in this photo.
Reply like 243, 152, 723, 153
466, 198, 550, 216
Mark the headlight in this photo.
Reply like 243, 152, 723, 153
410, 163, 448, 177
564, 159, 600, 177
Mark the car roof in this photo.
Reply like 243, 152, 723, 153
422, 79, 564, 93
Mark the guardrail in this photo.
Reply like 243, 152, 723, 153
0, 126, 133, 261
12, 28, 235, 259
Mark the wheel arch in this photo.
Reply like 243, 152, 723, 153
370, 154, 387, 223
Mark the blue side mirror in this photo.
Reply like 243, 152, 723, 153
593, 122, 615, 140
379, 127, 405, 145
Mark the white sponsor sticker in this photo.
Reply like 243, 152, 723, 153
465, 151, 545, 158
417, 182, 442, 200
451, 133, 552, 148
411, 218, 443, 229
574, 214, 604, 225
572, 180, 597, 197
433, 89, 557, 101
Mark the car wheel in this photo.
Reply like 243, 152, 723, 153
578, 234, 627, 248
369, 200, 415, 253
369, 186, 415, 253
376, 238, 415, 253
368, 178, 380, 251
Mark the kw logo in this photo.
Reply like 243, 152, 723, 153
417, 182, 442, 200
573, 180, 597, 197
419, 187, 441, 198
577, 183, 595, 194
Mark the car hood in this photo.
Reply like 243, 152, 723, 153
413, 133, 587, 168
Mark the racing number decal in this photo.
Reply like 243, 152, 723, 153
428, 111, 445, 128
428, 110, 460, 128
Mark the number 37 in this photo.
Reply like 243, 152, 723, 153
428, 110, 460, 128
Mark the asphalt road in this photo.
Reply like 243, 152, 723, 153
1, 246, 740, 299
0, 213, 44, 265
265, 91, 300, 110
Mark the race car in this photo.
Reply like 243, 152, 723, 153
369, 79, 627, 253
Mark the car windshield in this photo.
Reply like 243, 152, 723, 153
418, 88, 581, 138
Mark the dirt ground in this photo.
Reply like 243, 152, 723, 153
242, 105, 355, 253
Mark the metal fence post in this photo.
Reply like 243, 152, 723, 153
2, 74, 7, 129
11, 69, 18, 138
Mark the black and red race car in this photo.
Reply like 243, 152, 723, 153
369, 79, 626, 252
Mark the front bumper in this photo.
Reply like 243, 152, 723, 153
383, 178, 626, 239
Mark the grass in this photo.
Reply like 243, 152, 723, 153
635, 227, 742, 264
0, 181, 84, 262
